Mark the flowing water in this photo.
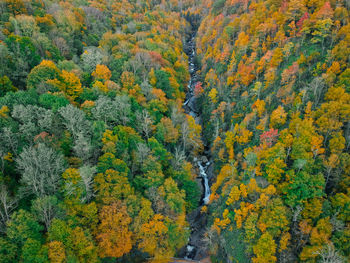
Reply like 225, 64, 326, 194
181, 26, 212, 261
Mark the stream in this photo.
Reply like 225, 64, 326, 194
181, 24, 212, 261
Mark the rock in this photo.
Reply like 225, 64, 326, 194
190, 111, 197, 118
188, 97, 197, 112
195, 178, 203, 192
207, 162, 214, 180
201, 156, 208, 163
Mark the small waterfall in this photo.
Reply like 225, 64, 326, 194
198, 161, 211, 205
184, 245, 196, 260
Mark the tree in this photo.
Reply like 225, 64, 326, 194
257, 198, 289, 236
158, 178, 185, 214
80, 47, 104, 72
6, 209, 43, 246
0, 184, 17, 232
47, 219, 72, 248
281, 170, 325, 207
315, 243, 344, 263
92, 64, 111, 81
136, 109, 154, 140
270, 48, 283, 68
49, 218, 98, 263
96, 202, 132, 258
11, 104, 54, 141
311, 19, 333, 49
92, 95, 131, 126
135, 158, 165, 191
252, 232, 277, 263
286, 0, 306, 21
70, 227, 98, 263
16, 143, 66, 197
48, 241, 66, 263
0, 76, 17, 96
73, 133, 93, 161
61, 167, 98, 230
138, 214, 172, 262
154, 69, 174, 99
4, 0, 27, 15
181, 115, 203, 154
300, 217, 333, 261
235, 32, 250, 55
21, 238, 48, 263
59, 105, 91, 139
208, 88, 218, 104
260, 129, 279, 147
252, 99, 266, 117
38, 93, 70, 112
94, 169, 133, 204
48, 70, 83, 99
27, 60, 61, 90
5, 34, 40, 87
0, 237, 17, 263
270, 106, 287, 128
10, 14, 39, 37
31, 195, 60, 230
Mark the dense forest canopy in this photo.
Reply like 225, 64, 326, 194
0, 0, 349, 262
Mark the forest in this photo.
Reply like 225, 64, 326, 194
0, 0, 349, 262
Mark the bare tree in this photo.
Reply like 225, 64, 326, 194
73, 133, 93, 161
31, 195, 59, 230
171, 146, 186, 169
140, 81, 153, 100
136, 110, 153, 140
79, 165, 96, 203
115, 95, 131, 126
0, 184, 17, 232
135, 143, 150, 164
0, 127, 18, 156
314, 243, 345, 263
53, 37, 70, 57
181, 120, 189, 152
80, 46, 104, 72
125, 52, 155, 81
16, 143, 66, 197
92, 95, 130, 126
62, 165, 96, 203
170, 105, 184, 127
309, 77, 325, 107
59, 105, 91, 139
11, 105, 54, 142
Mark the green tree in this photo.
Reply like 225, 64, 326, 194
0, 76, 17, 97
281, 170, 325, 207
7, 209, 43, 246
155, 70, 174, 99
0, 237, 17, 263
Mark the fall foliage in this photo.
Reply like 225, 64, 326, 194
0, 0, 349, 262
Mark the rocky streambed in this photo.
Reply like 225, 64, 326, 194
180, 22, 213, 261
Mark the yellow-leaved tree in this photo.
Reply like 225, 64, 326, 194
96, 202, 133, 258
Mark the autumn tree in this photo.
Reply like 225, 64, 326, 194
138, 214, 172, 262
252, 232, 277, 263
92, 64, 112, 81
96, 202, 133, 258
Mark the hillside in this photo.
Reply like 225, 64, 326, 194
0, 0, 349, 262
194, 0, 350, 262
